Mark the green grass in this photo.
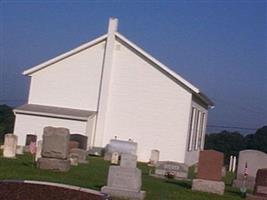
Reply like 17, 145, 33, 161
0, 153, 243, 200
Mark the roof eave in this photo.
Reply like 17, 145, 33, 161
14, 109, 90, 121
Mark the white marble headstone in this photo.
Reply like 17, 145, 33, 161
3, 133, 17, 158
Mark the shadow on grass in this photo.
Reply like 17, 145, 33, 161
165, 180, 192, 189
94, 184, 105, 190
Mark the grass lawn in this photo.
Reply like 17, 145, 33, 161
0, 153, 244, 200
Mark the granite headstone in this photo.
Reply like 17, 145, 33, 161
192, 150, 225, 195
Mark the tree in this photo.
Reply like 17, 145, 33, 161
245, 126, 267, 153
205, 131, 246, 164
0, 104, 15, 143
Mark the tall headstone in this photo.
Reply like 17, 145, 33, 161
148, 149, 160, 166
35, 140, 42, 162
3, 134, 17, 158
233, 150, 267, 190
246, 168, 267, 200
192, 150, 225, 195
232, 156, 237, 172
101, 153, 146, 200
37, 127, 70, 172
229, 155, 233, 172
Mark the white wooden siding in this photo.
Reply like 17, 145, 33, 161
100, 40, 192, 162
14, 114, 88, 146
28, 41, 105, 111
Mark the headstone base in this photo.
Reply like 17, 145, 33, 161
101, 186, 145, 200
246, 194, 267, 200
37, 157, 70, 172
192, 179, 225, 195
233, 177, 255, 190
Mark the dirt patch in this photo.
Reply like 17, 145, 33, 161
0, 182, 109, 200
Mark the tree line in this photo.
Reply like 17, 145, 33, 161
205, 126, 267, 164
0, 104, 15, 143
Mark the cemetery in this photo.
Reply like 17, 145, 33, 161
2, 128, 267, 199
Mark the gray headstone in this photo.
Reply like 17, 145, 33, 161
149, 149, 159, 166
42, 127, 70, 159
104, 139, 137, 160
69, 148, 87, 163
35, 140, 42, 162
237, 150, 267, 178
107, 166, 142, 191
155, 161, 189, 179
233, 150, 267, 190
37, 157, 70, 172
3, 134, 17, 158
120, 154, 137, 168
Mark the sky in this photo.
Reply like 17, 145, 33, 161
0, 1, 266, 134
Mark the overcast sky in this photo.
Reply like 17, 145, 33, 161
0, 1, 266, 134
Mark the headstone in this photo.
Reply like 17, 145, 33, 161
3, 134, 17, 158
155, 161, 189, 179
111, 152, 119, 165
192, 150, 225, 195
68, 141, 79, 151
69, 148, 87, 163
120, 154, 137, 168
16, 145, 24, 155
37, 157, 71, 171
35, 140, 42, 162
232, 156, 237, 172
37, 127, 70, 172
69, 155, 79, 166
254, 169, 267, 196
148, 149, 159, 166
42, 127, 70, 159
101, 153, 146, 200
70, 134, 88, 150
25, 134, 37, 146
104, 139, 137, 161
233, 150, 267, 190
246, 168, 267, 200
229, 155, 233, 171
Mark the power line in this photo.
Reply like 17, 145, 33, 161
207, 125, 257, 131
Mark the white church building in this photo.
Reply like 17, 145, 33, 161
13, 18, 214, 165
